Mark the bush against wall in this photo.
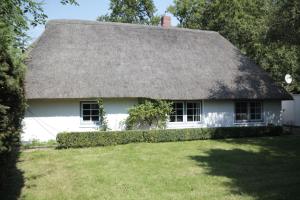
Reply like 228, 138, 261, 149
97, 98, 109, 131
56, 126, 284, 148
125, 100, 173, 130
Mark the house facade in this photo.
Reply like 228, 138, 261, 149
282, 94, 300, 126
23, 18, 291, 141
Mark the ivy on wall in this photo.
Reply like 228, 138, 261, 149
97, 99, 109, 131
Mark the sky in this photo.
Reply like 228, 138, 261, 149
27, 0, 178, 43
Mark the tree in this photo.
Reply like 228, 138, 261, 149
267, 0, 300, 45
0, 0, 78, 187
168, 0, 300, 93
97, 0, 160, 25
167, 0, 205, 29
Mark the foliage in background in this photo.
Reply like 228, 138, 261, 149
0, 0, 77, 190
168, 0, 300, 93
97, 0, 160, 25
125, 100, 173, 130
97, 98, 109, 131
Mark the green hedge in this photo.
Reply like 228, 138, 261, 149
56, 126, 284, 148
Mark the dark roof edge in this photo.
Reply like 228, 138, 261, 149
46, 19, 219, 35
26, 96, 293, 101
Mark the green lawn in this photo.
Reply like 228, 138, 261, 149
3, 135, 300, 200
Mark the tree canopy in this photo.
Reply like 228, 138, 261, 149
168, 0, 300, 93
97, 0, 160, 25
0, 0, 77, 184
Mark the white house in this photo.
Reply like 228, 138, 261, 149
23, 17, 292, 141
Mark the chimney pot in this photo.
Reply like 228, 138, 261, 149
161, 16, 171, 28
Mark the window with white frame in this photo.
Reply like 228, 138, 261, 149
235, 101, 263, 122
170, 101, 202, 123
81, 102, 99, 123
187, 102, 201, 122
170, 102, 184, 122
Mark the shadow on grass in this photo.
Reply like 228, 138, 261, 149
0, 148, 24, 200
190, 135, 300, 200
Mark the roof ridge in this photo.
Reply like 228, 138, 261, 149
46, 19, 219, 35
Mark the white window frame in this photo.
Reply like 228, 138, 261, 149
80, 101, 100, 126
234, 101, 264, 124
169, 101, 202, 123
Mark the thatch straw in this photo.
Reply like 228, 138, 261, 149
25, 20, 292, 100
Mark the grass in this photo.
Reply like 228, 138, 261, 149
21, 139, 57, 149
2, 135, 300, 200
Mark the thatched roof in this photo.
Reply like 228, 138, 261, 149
25, 19, 292, 100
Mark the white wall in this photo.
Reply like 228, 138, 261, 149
282, 94, 300, 126
167, 100, 282, 129
22, 98, 138, 141
23, 99, 283, 141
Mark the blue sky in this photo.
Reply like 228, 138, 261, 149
27, 0, 178, 42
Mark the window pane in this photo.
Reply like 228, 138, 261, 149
187, 103, 194, 109
91, 110, 99, 115
82, 102, 99, 122
176, 103, 183, 109
91, 104, 99, 109
177, 109, 183, 115
249, 101, 262, 121
235, 102, 248, 121
91, 116, 99, 121
83, 104, 90, 109
83, 116, 90, 121
83, 110, 90, 115
170, 115, 175, 122
236, 113, 247, 121
187, 102, 201, 122
187, 109, 193, 115
187, 115, 193, 121
256, 114, 261, 120
170, 102, 184, 122
177, 116, 183, 122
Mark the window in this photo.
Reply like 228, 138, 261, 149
235, 101, 263, 122
250, 102, 262, 121
235, 102, 248, 121
81, 102, 99, 123
187, 102, 201, 122
170, 102, 184, 122
169, 101, 202, 123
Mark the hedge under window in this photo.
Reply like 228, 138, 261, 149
235, 101, 263, 122
81, 102, 99, 123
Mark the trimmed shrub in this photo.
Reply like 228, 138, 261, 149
56, 126, 284, 149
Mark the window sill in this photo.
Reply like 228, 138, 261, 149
168, 121, 202, 124
79, 123, 100, 128
234, 121, 265, 126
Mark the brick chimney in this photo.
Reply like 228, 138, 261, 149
161, 16, 171, 28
